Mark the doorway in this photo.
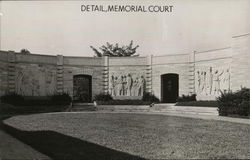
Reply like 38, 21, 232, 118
161, 73, 179, 103
73, 75, 92, 102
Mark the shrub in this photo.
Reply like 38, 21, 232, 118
142, 92, 160, 103
50, 93, 72, 105
0, 103, 68, 114
217, 88, 250, 116
177, 94, 196, 102
0, 93, 24, 106
94, 93, 113, 101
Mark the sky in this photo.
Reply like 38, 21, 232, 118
0, 0, 249, 57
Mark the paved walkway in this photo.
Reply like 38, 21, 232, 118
0, 129, 51, 160
59, 110, 250, 125
148, 111, 250, 125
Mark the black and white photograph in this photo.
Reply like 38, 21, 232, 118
0, 0, 249, 159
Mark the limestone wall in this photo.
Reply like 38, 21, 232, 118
194, 47, 233, 100
0, 51, 8, 96
108, 57, 148, 98
0, 33, 249, 102
231, 34, 250, 91
151, 54, 191, 99
62, 56, 104, 99
14, 53, 58, 96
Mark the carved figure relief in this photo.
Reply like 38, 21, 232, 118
15, 65, 57, 96
109, 73, 145, 97
196, 66, 231, 97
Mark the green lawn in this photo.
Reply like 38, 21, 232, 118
3, 112, 250, 159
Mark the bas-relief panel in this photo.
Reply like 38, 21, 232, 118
15, 65, 57, 96
196, 66, 231, 99
109, 73, 146, 97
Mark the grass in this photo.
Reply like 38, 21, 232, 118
175, 101, 218, 107
3, 112, 250, 159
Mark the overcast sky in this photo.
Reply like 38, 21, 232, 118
0, 0, 249, 57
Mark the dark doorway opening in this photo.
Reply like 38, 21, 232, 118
161, 73, 179, 103
73, 75, 92, 103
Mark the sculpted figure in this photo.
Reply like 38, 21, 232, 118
223, 68, 230, 92
132, 77, 138, 96
126, 74, 132, 96
197, 71, 201, 93
138, 76, 145, 96
208, 67, 213, 95
116, 75, 123, 96
16, 71, 24, 95
113, 76, 118, 96
110, 75, 115, 96
213, 70, 223, 96
201, 71, 206, 94
122, 75, 127, 96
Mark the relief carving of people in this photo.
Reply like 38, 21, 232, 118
16, 66, 56, 96
110, 75, 115, 96
196, 66, 230, 97
213, 70, 223, 96
138, 76, 145, 96
109, 73, 145, 97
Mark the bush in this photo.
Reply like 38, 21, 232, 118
177, 94, 196, 102
217, 88, 250, 116
0, 93, 72, 106
94, 93, 113, 101
50, 93, 72, 105
0, 93, 24, 106
0, 103, 68, 114
142, 92, 160, 103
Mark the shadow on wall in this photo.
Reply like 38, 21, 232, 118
1, 123, 146, 160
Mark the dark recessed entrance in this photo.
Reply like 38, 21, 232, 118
161, 73, 179, 103
73, 75, 92, 103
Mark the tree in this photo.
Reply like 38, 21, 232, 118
20, 49, 31, 54
90, 40, 139, 57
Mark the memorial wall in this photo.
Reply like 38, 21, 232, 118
0, 33, 249, 102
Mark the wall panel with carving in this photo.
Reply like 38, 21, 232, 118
195, 66, 231, 100
109, 72, 146, 97
15, 64, 57, 96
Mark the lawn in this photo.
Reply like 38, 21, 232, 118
3, 112, 250, 159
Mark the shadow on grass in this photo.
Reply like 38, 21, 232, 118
1, 122, 146, 160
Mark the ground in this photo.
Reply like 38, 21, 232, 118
3, 112, 250, 160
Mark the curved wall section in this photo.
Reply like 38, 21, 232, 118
0, 33, 249, 101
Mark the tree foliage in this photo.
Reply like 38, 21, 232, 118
20, 49, 31, 54
90, 40, 139, 57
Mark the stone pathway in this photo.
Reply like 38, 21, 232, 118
61, 110, 250, 125
0, 129, 51, 160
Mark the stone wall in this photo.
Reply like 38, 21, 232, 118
151, 54, 192, 100
108, 57, 148, 98
0, 51, 8, 96
13, 53, 58, 96
231, 34, 250, 91
194, 47, 233, 100
0, 33, 249, 102
62, 56, 104, 99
